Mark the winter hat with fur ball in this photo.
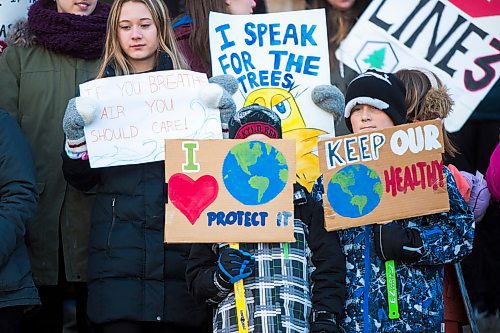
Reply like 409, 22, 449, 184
344, 69, 407, 132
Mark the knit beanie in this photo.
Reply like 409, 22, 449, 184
345, 69, 407, 132
228, 104, 282, 139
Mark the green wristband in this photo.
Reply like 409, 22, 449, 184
385, 260, 400, 319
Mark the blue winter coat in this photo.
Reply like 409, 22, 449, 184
0, 109, 40, 309
313, 168, 475, 332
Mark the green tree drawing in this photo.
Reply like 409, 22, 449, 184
363, 48, 386, 69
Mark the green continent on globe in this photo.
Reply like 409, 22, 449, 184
279, 168, 288, 183
374, 182, 383, 197
230, 142, 263, 175
248, 175, 269, 202
350, 195, 368, 215
276, 151, 288, 182
331, 169, 356, 196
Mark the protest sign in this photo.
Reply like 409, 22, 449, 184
209, 9, 334, 192
336, 0, 500, 132
79, 70, 223, 168
164, 139, 296, 243
0, 0, 32, 39
318, 119, 450, 231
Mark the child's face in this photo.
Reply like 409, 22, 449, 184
56, 0, 97, 15
225, 0, 256, 15
118, 1, 159, 73
245, 133, 271, 140
326, 0, 356, 11
350, 104, 394, 133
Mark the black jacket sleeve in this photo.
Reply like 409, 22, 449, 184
294, 184, 346, 315
61, 152, 99, 192
0, 111, 38, 267
186, 243, 231, 305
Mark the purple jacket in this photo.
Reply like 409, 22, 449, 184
460, 170, 490, 222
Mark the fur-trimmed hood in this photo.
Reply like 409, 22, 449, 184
6, 19, 37, 48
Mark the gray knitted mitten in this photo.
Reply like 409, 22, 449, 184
62, 96, 99, 154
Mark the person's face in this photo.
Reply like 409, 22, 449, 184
326, 0, 356, 11
225, 0, 256, 14
245, 133, 270, 140
55, 0, 97, 15
350, 104, 394, 133
118, 1, 159, 73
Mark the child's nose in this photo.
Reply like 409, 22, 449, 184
131, 26, 142, 39
361, 107, 372, 120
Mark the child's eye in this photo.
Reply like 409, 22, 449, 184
141, 24, 151, 29
119, 25, 130, 30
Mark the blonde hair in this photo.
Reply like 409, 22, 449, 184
97, 0, 187, 78
395, 68, 458, 156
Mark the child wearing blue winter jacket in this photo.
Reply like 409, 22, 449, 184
313, 69, 475, 333
0, 109, 40, 332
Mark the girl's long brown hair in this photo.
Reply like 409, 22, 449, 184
97, 0, 187, 78
183, 0, 227, 76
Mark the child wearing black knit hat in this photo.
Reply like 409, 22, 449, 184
344, 68, 407, 133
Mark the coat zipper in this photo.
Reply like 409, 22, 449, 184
107, 197, 116, 249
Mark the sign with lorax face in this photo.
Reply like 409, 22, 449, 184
318, 119, 450, 231
209, 10, 335, 192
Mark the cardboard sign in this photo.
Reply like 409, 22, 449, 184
164, 139, 296, 243
79, 70, 223, 168
0, 0, 32, 40
318, 119, 450, 231
336, 0, 500, 132
209, 10, 334, 192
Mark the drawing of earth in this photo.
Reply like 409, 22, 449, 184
326, 164, 382, 218
222, 141, 288, 205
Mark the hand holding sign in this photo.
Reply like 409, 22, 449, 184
373, 223, 424, 263
63, 97, 100, 155
216, 247, 255, 286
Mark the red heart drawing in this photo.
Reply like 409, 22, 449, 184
168, 173, 219, 225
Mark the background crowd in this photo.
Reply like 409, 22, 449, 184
0, 0, 498, 333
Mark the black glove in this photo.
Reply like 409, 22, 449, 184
373, 223, 423, 263
215, 247, 255, 290
310, 311, 340, 333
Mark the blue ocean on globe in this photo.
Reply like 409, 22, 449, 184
222, 141, 288, 205
326, 164, 382, 218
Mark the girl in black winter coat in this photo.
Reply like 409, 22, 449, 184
61, 0, 212, 332
0, 109, 39, 333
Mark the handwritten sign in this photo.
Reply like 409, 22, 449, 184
336, 0, 500, 132
210, 10, 333, 192
80, 70, 223, 168
318, 119, 450, 231
164, 139, 296, 243
0, 0, 33, 39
